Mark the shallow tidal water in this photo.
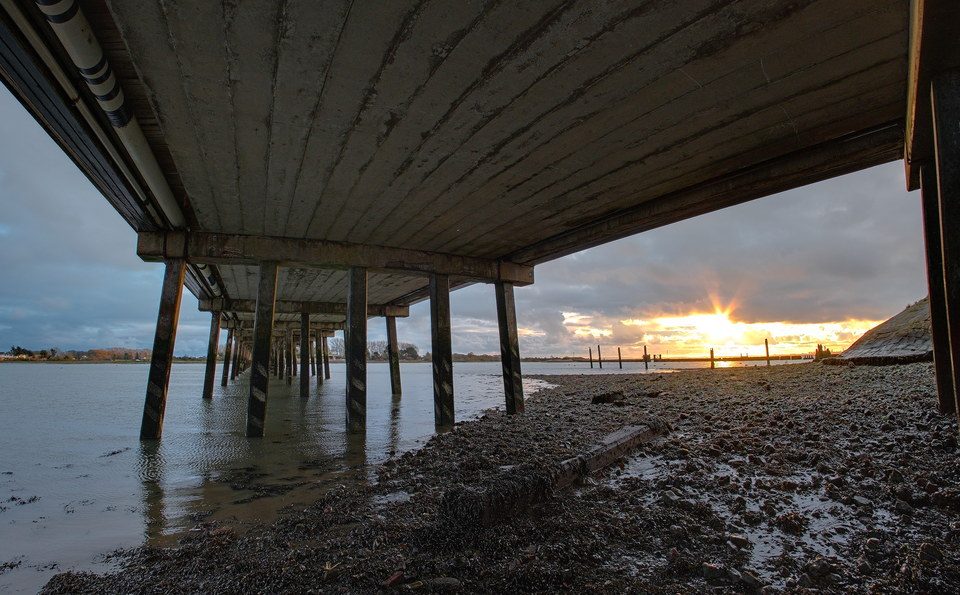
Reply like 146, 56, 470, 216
0, 358, 790, 592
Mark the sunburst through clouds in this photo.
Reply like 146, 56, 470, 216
563, 297, 881, 358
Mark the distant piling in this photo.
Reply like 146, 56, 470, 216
618, 347, 622, 369
597, 344, 603, 369
643, 345, 649, 370
765, 338, 770, 366
710, 348, 715, 369
589, 347, 593, 369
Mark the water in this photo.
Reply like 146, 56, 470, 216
0, 358, 793, 591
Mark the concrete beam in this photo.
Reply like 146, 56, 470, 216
904, 0, 960, 190
137, 231, 534, 285
222, 319, 344, 331
199, 297, 408, 317
508, 123, 903, 265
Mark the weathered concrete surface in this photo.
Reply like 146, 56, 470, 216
83, 0, 908, 309
839, 298, 933, 364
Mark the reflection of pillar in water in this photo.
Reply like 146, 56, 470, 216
138, 441, 166, 541
388, 394, 402, 457
343, 427, 371, 483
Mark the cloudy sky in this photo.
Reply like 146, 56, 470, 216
0, 85, 927, 358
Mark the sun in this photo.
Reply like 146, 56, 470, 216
653, 305, 741, 346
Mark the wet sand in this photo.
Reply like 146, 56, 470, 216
42, 362, 959, 592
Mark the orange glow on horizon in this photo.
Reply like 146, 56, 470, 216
564, 300, 882, 358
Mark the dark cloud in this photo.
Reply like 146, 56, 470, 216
0, 87, 926, 357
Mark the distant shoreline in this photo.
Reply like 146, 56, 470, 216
1, 355, 819, 365
0, 359, 206, 364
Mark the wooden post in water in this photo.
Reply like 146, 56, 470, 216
309, 333, 316, 376
140, 259, 186, 440
300, 313, 310, 398
932, 71, 960, 417
386, 316, 402, 396
431, 273, 455, 426
346, 267, 368, 431
245, 261, 278, 437
617, 347, 622, 369
589, 347, 593, 368
643, 345, 649, 370
495, 281, 524, 414
220, 327, 233, 387
710, 348, 715, 369
597, 344, 603, 369
765, 339, 771, 366
202, 311, 221, 399
322, 335, 331, 379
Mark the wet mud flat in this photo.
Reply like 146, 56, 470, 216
43, 362, 959, 592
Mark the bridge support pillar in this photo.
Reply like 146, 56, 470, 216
220, 328, 233, 386
230, 328, 240, 380
277, 340, 284, 380
286, 331, 293, 385
202, 311, 221, 400
300, 313, 310, 397
495, 281, 524, 414
140, 259, 186, 440
431, 273, 454, 426
931, 71, 960, 418
246, 261, 278, 437
346, 267, 368, 431
316, 332, 324, 386
323, 335, 331, 379
310, 333, 317, 376
291, 332, 297, 377
920, 165, 956, 413
387, 316, 402, 396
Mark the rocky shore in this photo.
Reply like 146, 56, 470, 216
44, 362, 959, 593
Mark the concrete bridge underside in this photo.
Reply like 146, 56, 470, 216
2, 0, 959, 437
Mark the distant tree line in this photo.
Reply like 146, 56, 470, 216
3, 346, 152, 362
322, 340, 507, 363
326, 338, 423, 361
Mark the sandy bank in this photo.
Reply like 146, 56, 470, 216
43, 362, 959, 593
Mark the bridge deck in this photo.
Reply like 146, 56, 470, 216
87, 0, 908, 308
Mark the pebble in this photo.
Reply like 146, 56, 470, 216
726, 533, 750, 549
702, 562, 726, 582
918, 542, 943, 563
